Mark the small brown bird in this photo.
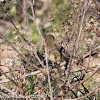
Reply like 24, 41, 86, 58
44, 34, 70, 67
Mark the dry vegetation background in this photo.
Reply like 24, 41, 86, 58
0, 0, 100, 100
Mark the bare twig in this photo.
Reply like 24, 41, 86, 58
92, 0, 100, 10
0, 4, 46, 69
29, 0, 53, 99
75, 0, 90, 51
0, 68, 23, 94
64, 83, 100, 100
65, 65, 100, 94
80, 65, 100, 84
0, 4, 14, 25
0, 33, 46, 73
0, 70, 41, 83
0, 84, 17, 96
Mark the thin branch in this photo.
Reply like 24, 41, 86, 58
0, 33, 46, 73
0, 4, 46, 69
92, 0, 100, 10
65, 65, 100, 94
29, 0, 54, 99
0, 84, 17, 96
0, 70, 41, 83
80, 65, 100, 84
64, 83, 100, 100
0, 68, 23, 95
75, 0, 90, 51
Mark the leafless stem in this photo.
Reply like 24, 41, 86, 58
0, 68, 23, 94
64, 83, 100, 100
0, 70, 41, 83
0, 84, 17, 96
0, 33, 46, 73
76, 0, 90, 51
28, 0, 54, 99
0, 4, 46, 69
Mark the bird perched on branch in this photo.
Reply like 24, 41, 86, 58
44, 34, 70, 69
